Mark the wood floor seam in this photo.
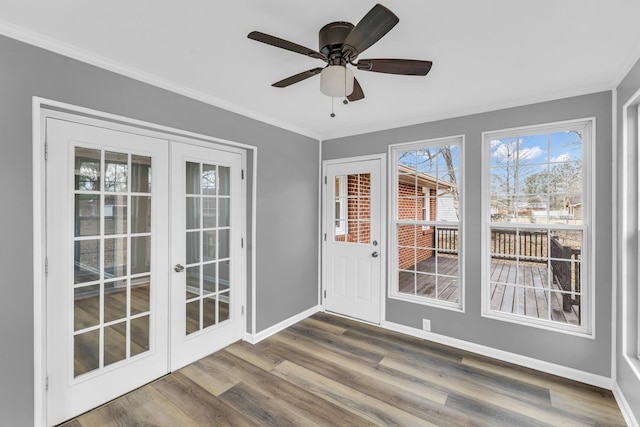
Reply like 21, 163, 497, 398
61, 313, 627, 427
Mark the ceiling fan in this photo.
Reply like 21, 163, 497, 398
247, 3, 433, 104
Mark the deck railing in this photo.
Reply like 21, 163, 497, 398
489, 228, 581, 314
550, 236, 581, 313
434, 227, 580, 313
435, 227, 458, 254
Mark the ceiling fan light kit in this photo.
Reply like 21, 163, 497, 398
248, 3, 433, 113
320, 66, 354, 97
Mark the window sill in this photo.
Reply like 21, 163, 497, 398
481, 309, 593, 339
389, 291, 464, 313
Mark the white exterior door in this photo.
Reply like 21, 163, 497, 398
323, 158, 383, 324
45, 118, 244, 425
170, 142, 243, 370
46, 119, 170, 426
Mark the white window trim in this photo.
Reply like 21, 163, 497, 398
335, 176, 348, 236
422, 187, 431, 231
619, 87, 640, 381
388, 135, 464, 312
480, 118, 595, 338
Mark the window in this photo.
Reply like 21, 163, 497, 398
390, 137, 462, 309
482, 119, 592, 334
334, 176, 348, 236
422, 188, 431, 230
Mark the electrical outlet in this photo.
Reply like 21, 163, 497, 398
422, 319, 431, 331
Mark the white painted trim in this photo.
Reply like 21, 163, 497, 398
612, 382, 640, 427
244, 305, 322, 344
32, 99, 47, 427
321, 153, 387, 325
33, 98, 257, 426
480, 118, 595, 338
0, 21, 320, 141
318, 140, 323, 308
381, 320, 613, 390
251, 147, 258, 337
387, 135, 465, 312
621, 86, 640, 378
611, 88, 618, 383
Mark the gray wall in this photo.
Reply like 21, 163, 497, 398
616, 56, 640, 423
0, 35, 319, 425
324, 92, 613, 376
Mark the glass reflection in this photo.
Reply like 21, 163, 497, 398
202, 164, 216, 195
74, 329, 100, 377
105, 152, 128, 192
75, 147, 101, 191
104, 195, 127, 235
75, 194, 100, 237
131, 155, 152, 193
74, 240, 100, 284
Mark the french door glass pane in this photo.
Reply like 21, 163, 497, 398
72, 147, 154, 378
185, 161, 233, 335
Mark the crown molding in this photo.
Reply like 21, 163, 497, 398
0, 20, 321, 141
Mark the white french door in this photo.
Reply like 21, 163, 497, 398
45, 118, 243, 425
170, 142, 243, 370
323, 158, 383, 324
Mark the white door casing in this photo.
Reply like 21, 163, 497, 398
46, 118, 170, 426
323, 158, 384, 324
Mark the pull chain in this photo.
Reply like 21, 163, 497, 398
343, 65, 349, 105
330, 97, 335, 118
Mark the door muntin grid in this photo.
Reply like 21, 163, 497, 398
185, 161, 232, 335
73, 148, 153, 378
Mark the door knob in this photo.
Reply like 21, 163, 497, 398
371, 252, 379, 258
174, 264, 185, 273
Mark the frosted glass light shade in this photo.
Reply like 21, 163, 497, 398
320, 66, 354, 97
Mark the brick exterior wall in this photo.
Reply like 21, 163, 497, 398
397, 182, 435, 270
334, 174, 437, 271
335, 174, 371, 243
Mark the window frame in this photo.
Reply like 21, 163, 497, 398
334, 175, 348, 236
422, 187, 431, 231
389, 135, 464, 311
481, 118, 594, 337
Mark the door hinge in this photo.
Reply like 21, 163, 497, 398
241, 305, 245, 315
241, 169, 245, 180
241, 238, 244, 248
324, 176, 327, 184
45, 257, 48, 276
323, 290, 326, 299
44, 141, 48, 161
324, 233, 327, 241
45, 375, 49, 391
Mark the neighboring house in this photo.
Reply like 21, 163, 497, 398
566, 197, 582, 220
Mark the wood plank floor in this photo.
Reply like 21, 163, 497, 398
61, 312, 626, 427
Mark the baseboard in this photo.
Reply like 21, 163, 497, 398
244, 305, 321, 344
381, 320, 613, 390
613, 382, 640, 427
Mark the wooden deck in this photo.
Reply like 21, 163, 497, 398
399, 255, 580, 325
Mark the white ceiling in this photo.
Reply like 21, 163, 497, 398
2, 1, 639, 140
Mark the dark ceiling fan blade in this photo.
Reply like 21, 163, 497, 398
342, 4, 399, 59
357, 59, 433, 76
272, 68, 324, 88
347, 78, 365, 102
248, 31, 326, 60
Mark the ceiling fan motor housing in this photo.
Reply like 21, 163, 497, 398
319, 22, 354, 62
